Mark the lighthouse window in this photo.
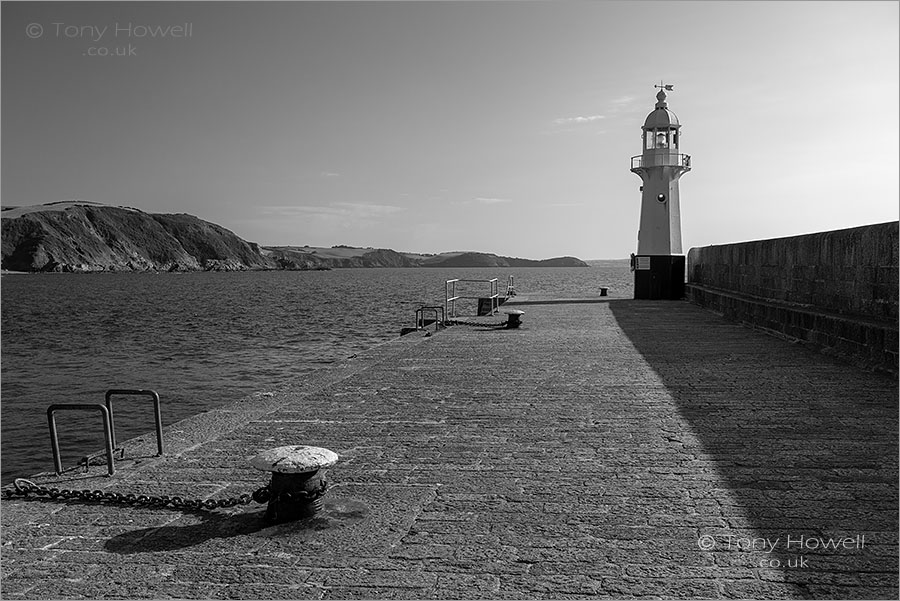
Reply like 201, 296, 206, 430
655, 131, 668, 148
645, 131, 654, 150
672, 131, 679, 148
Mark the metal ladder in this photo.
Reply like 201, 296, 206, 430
47, 389, 164, 476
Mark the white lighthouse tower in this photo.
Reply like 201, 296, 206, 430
630, 84, 691, 299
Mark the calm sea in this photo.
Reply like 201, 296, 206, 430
1, 261, 631, 483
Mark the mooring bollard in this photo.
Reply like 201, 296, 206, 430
505, 309, 525, 329
250, 445, 338, 524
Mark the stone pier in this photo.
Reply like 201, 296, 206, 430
2, 299, 897, 599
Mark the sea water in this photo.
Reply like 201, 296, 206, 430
1, 262, 631, 483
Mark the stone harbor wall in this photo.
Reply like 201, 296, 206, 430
685, 221, 899, 373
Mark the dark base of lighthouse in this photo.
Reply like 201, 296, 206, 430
633, 255, 685, 300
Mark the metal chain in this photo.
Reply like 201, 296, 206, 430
446, 319, 507, 328
3, 477, 327, 512
272, 479, 328, 504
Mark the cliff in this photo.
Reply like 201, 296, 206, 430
1, 202, 271, 272
263, 246, 419, 270
1, 202, 589, 272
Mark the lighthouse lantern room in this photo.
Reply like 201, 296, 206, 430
629, 84, 691, 300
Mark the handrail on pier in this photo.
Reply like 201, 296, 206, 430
105, 389, 164, 457
45, 388, 164, 476
446, 278, 499, 318
415, 306, 445, 332
47, 404, 116, 476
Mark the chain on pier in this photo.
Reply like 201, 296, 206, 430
3, 477, 327, 511
445, 319, 508, 328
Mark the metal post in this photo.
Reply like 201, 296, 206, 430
491, 278, 499, 315
446, 279, 460, 319
104, 389, 164, 456
47, 404, 115, 476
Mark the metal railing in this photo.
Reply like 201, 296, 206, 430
630, 153, 691, 170
446, 278, 499, 319
506, 275, 516, 297
46, 388, 164, 476
105, 389, 164, 457
48, 404, 116, 476
415, 306, 445, 332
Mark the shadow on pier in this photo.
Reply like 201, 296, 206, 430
104, 497, 371, 554
608, 300, 899, 598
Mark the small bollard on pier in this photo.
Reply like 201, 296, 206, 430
251, 445, 338, 524
505, 309, 525, 329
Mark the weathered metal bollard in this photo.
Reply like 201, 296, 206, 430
250, 445, 338, 524
505, 309, 525, 329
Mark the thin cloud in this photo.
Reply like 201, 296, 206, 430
260, 205, 341, 217
553, 115, 606, 125
606, 95, 643, 115
334, 202, 404, 215
474, 197, 514, 205
260, 202, 404, 218
319, 171, 341, 178
449, 196, 515, 207
610, 95, 636, 106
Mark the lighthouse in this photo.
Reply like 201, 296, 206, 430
629, 84, 691, 300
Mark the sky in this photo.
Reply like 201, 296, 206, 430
2, 1, 898, 260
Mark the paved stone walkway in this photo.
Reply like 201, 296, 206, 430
2, 300, 897, 599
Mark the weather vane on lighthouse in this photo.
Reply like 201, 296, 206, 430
629, 83, 691, 299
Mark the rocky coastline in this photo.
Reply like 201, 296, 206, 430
1, 202, 589, 273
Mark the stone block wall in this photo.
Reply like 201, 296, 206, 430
685, 222, 898, 373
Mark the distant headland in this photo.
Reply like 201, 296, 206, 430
1, 202, 588, 273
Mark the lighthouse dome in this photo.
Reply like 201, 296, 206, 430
643, 88, 680, 129
643, 108, 680, 129
644, 109, 681, 129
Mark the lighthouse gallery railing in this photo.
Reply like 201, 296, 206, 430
630, 154, 691, 170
